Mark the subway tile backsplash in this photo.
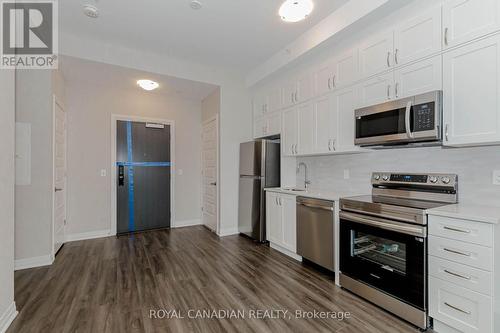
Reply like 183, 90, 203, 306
297, 146, 500, 206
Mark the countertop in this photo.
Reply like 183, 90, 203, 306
264, 187, 363, 202
426, 204, 500, 224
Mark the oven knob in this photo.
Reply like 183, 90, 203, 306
429, 176, 438, 183
382, 175, 389, 181
441, 176, 451, 184
373, 174, 380, 180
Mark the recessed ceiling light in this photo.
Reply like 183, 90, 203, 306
190, 0, 202, 10
83, 4, 99, 18
137, 80, 159, 91
279, 0, 314, 23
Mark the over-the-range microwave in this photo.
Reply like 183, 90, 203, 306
354, 90, 442, 148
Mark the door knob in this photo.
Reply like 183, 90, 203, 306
210, 182, 217, 186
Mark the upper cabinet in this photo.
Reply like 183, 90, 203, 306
282, 107, 299, 156
283, 72, 314, 108
394, 55, 442, 99
443, 34, 500, 146
357, 71, 394, 108
314, 48, 359, 97
359, 31, 394, 79
314, 95, 338, 154
443, 0, 500, 49
394, 7, 442, 65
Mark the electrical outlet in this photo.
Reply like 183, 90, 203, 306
100, 169, 106, 177
344, 169, 350, 179
493, 170, 500, 185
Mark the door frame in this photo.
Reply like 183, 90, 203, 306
201, 114, 220, 234
110, 114, 175, 235
52, 95, 67, 257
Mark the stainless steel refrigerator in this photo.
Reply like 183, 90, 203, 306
238, 140, 280, 242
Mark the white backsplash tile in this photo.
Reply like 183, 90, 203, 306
297, 146, 500, 206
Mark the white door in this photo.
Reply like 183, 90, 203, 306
357, 71, 395, 108
334, 48, 359, 88
53, 100, 67, 255
394, 55, 442, 99
359, 31, 394, 78
443, 0, 500, 49
443, 35, 500, 146
202, 117, 218, 231
394, 7, 442, 66
335, 87, 358, 152
281, 195, 296, 252
282, 107, 298, 156
297, 103, 315, 155
266, 192, 282, 244
314, 95, 338, 154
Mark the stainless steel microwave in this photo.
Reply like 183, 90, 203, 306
354, 91, 442, 147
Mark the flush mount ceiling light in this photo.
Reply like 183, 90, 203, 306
279, 0, 314, 23
83, 4, 99, 18
137, 80, 159, 91
189, 0, 202, 10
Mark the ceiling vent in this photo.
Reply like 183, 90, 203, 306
83, 5, 99, 18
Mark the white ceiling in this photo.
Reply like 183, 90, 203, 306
60, 0, 349, 72
60, 55, 218, 101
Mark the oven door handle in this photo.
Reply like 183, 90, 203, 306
405, 100, 414, 139
340, 211, 426, 237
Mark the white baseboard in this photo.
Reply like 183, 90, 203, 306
0, 302, 17, 333
172, 219, 202, 228
65, 229, 111, 242
15, 254, 54, 271
269, 242, 302, 262
217, 227, 239, 237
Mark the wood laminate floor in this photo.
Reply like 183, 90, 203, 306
8, 226, 426, 333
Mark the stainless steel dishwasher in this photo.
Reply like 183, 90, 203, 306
296, 197, 335, 271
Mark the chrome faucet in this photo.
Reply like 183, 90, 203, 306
297, 162, 311, 190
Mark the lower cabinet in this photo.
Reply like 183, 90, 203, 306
266, 192, 297, 256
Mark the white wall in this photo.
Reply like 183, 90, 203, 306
65, 78, 203, 236
0, 69, 16, 331
201, 87, 220, 122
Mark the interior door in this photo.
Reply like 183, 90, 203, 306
117, 121, 171, 234
202, 118, 218, 231
53, 100, 66, 254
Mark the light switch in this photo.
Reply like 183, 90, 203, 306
100, 169, 107, 177
493, 170, 500, 185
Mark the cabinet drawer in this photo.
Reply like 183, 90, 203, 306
429, 235, 492, 271
429, 277, 492, 333
429, 256, 492, 296
429, 215, 493, 247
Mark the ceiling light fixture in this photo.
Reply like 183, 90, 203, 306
279, 0, 314, 23
83, 4, 99, 18
189, 0, 202, 10
137, 80, 159, 91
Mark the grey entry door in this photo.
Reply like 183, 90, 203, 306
117, 120, 171, 234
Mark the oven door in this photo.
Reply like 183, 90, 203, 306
339, 211, 427, 311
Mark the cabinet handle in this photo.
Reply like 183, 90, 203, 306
275, 197, 278, 205
445, 124, 449, 141
444, 269, 471, 280
387, 84, 391, 100
444, 302, 471, 315
279, 197, 282, 205
395, 82, 399, 98
332, 75, 336, 88
387, 52, 391, 67
443, 225, 471, 234
328, 77, 332, 90
328, 139, 332, 151
444, 27, 449, 46
295, 92, 298, 103
394, 49, 399, 65
332, 139, 336, 151
291, 93, 294, 104
443, 247, 471, 257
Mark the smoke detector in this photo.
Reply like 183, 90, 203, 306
189, 0, 202, 10
83, 5, 99, 18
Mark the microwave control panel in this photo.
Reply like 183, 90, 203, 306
413, 102, 435, 132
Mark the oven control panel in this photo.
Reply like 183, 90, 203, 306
372, 173, 457, 187
413, 102, 435, 132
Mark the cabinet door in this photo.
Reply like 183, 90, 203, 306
253, 94, 267, 118
394, 7, 442, 66
359, 31, 394, 78
443, 0, 500, 49
443, 35, 500, 146
314, 95, 337, 154
253, 117, 266, 139
283, 81, 297, 108
281, 195, 297, 252
334, 48, 359, 88
282, 107, 298, 156
297, 72, 313, 103
266, 193, 282, 244
268, 87, 282, 112
335, 87, 358, 152
297, 103, 315, 155
394, 55, 442, 99
266, 112, 281, 136
314, 60, 335, 96
357, 72, 394, 108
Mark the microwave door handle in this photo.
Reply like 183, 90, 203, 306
405, 100, 414, 139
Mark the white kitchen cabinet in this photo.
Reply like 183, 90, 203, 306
394, 7, 442, 66
266, 192, 297, 255
357, 71, 394, 108
282, 80, 297, 108
253, 117, 266, 138
314, 95, 338, 154
394, 55, 442, 99
297, 103, 314, 155
267, 87, 282, 112
443, 34, 500, 146
314, 59, 336, 97
253, 112, 281, 139
282, 107, 298, 156
334, 87, 358, 152
297, 72, 313, 103
443, 0, 500, 49
359, 31, 394, 79
334, 48, 359, 89
253, 94, 268, 118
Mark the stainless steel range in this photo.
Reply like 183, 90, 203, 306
339, 172, 458, 329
